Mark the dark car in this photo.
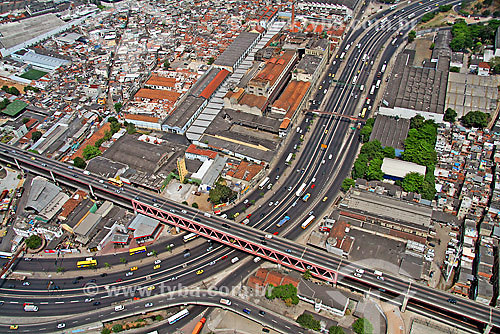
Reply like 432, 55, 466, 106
261, 241, 267, 245
89, 279, 96, 283
7, 284, 15, 288
259, 310, 266, 316
243, 308, 251, 315
100, 273, 107, 277
93, 301, 101, 306
447, 298, 457, 304
76, 276, 84, 280
194, 218, 201, 222
222, 223, 230, 229
72, 279, 79, 284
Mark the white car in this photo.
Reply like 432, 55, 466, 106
154, 260, 161, 264
353, 272, 363, 278
57, 323, 66, 329
356, 268, 365, 274
126, 272, 134, 277
85, 298, 94, 303
268, 202, 273, 206
22, 282, 30, 286
147, 252, 154, 256
144, 303, 153, 308
243, 199, 249, 204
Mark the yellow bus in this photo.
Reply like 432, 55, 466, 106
108, 178, 123, 187
129, 246, 147, 255
77, 259, 97, 268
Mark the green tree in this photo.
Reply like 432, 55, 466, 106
163, 60, 170, 69
449, 66, 460, 73
101, 328, 111, 334
408, 30, 416, 43
352, 318, 373, 334
402, 172, 425, 193
382, 146, 395, 158
360, 125, 372, 142
25, 235, 42, 249
365, 118, 375, 127
360, 140, 383, 160
461, 110, 489, 128
31, 131, 42, 142
207, 57, 215, 65
444, 108, 457, 123
73, 157, 87, 169
303, 269, 312, 280
297, 313, 321, 331
56, 266, 65, 273
209, 184, 237, 205
366, 158, 384, 181
111, 324, 123, 332
341, 178, 355, 191
410, 115, 425, 129
439, 4, 452, 11
83, 145, 101, 160
104, 262, 111, 269
329, 326, 346, 334
151, 250, 157, 257
119, 257, 127, 264
421, 12, 436, 22
114, 103, 123, 113
192, 202, 199, 208
126, 122, 136, 134
352, 155, 369, 179
154, 315, 163, 321
22, 117, 30, 124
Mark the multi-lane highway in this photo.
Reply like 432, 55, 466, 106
1, 1, 498, 333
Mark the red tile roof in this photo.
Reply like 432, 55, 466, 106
199, 69, 230, 99
186, 144, 218, 159
146, 75, 177, 88
124, 114, 160, 123
135, 88, 181, 102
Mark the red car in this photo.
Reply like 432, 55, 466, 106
116, 279, 123, 282
311, 184, 316, 189
246, 214, 252, 218
273, 231, 279, 235
221, 255, 228, 260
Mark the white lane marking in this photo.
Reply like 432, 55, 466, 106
70, 300, 79, 303
40, 302, 48, 304
55, 301, 64, 304
271, 319, 277, 323
101, 295, 110, 299
9, 301, 18, 304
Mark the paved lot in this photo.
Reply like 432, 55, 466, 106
348, 228, 406, 275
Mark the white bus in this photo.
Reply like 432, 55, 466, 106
376, 79, 381, 89
296, 183, 307, 197
408, 13, 415, 19
258, 177, 270, 189
391, 38, 397, 46
339, 52, 345, 60
183, 232, 198, 243
359, 84, 364, 91
370, 85, 376, 95
352, 75, 358, 85
301, 216, 315, 229
285, 153, 293, 165
390, 4, 397, 10
167, 309, 189, 324
381, 63, 387, 73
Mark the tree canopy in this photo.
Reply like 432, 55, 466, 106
352, 318, 373, 334
342, 178, 355, 191
209, 184, 237, 205
450, 19, 500, 52
31, 131, 42, 142
25, 235, 42, 249
83, 145, 102, 160
444, 108, 457, 123
297, 313, 321, 331
461, 111, 489, 128
329, 326, 346, 334
402, 172, 425, 193
73, 157, 87, 169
